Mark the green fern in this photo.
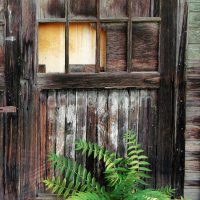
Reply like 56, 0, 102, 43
43, 131, 186, 200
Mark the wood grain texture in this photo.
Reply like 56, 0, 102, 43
38, 0, 65, 19
132, 0, 151, 17
46, 91, 57, 178
65, 90, 76, 160
37, 72, 161, 89
102, 23, 127, 72
157, 0, 177, 188
69, 0, 96, 19
86, 91, 98, 175
0, 25, 4, 73
132, 22, 159, 71
76, 90, 87, 166
37, 89, 158, 189
0, 92, 4, 200
100, 0, 127, 18
4, 0, 21, 199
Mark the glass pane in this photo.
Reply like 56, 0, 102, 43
38, 23, 65, 73
101, 23, 127, 72
132, 22, 159, 71
69, 23, 96, 66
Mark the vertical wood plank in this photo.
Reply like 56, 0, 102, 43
0, 92, 4, 200
118, 90, 129, 157
97, 90, 108, 184
157, 0, 177, 188
138, 90, 157, 187
0, 25, 4, 74
108, 90, 118, 152
46, 91, 57, 178
132, 0, 151, 17
38, 92, 47, 191
5, 0, 21, 199
97, 90, 108, 147
129, 90, 140, 135
65, 90, 76, 160
38, 0, 65, 19
86, 91, 98, 175
76, 90, 87, 165
56, 91, 66, 156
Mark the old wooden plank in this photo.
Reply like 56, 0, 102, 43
132, 22, 159, 71
128, 90, 139, 133
188, 12, 200, 27
157, 0, 177, 188
100, 0, 127, 18
37, 72, 161, 89
117, 90, 129, 157
38, 0, 65, 19
132, 0, 151, 17
0, 92, 4, 200
185, 159, 200, 172
185, 125, 200, 140
108, 90, 118, 152
186, 106, 200, 126
86, 91, 98, 175
188, 28, 200, 44
187, 44, 200, 61
65, 90, 76, 160
184, 188, 200, 200
97, 90, 108, 184
185, 140, 200, 152
189, 3, 200, 12
38, 92, 47, 191
138, 90, 157, 187
102, 23, 127, 72
56, 91, 66, 156
0, 25, 4, 74
0, 0, 4, 19
46, 91, 57, 178
4, 0, 21, 199
69, 0, 96, 19
76, 90, 87, 165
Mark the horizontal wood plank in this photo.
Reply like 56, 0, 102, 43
37, 72, 160, 89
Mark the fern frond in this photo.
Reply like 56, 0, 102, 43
125, 189, 171, 200
45, 153, 105, 198
67, 192, 110, 200
159, 186, 175, 198
75, 140, 125, 187
124, 131, 151, 187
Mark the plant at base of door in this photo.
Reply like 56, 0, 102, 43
43, 131, 186, 200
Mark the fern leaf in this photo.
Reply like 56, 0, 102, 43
67, 192, 110, 200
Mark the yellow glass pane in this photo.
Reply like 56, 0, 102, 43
38, 23, 65, 73
69, 23, 96, 65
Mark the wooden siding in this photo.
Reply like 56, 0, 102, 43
184, 1, 200, 199
37, 89, 158, 190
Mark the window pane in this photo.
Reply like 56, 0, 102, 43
132, 22, 159, 71
38, 23, 65, 73
69, 23, 96, 65
101, 23, 127, 72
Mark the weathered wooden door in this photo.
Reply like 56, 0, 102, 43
0, 0, 184, 200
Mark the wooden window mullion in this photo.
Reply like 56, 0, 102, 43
127, 0, 132, 73
65, 0, 69, 73
96, 0, 100, 73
